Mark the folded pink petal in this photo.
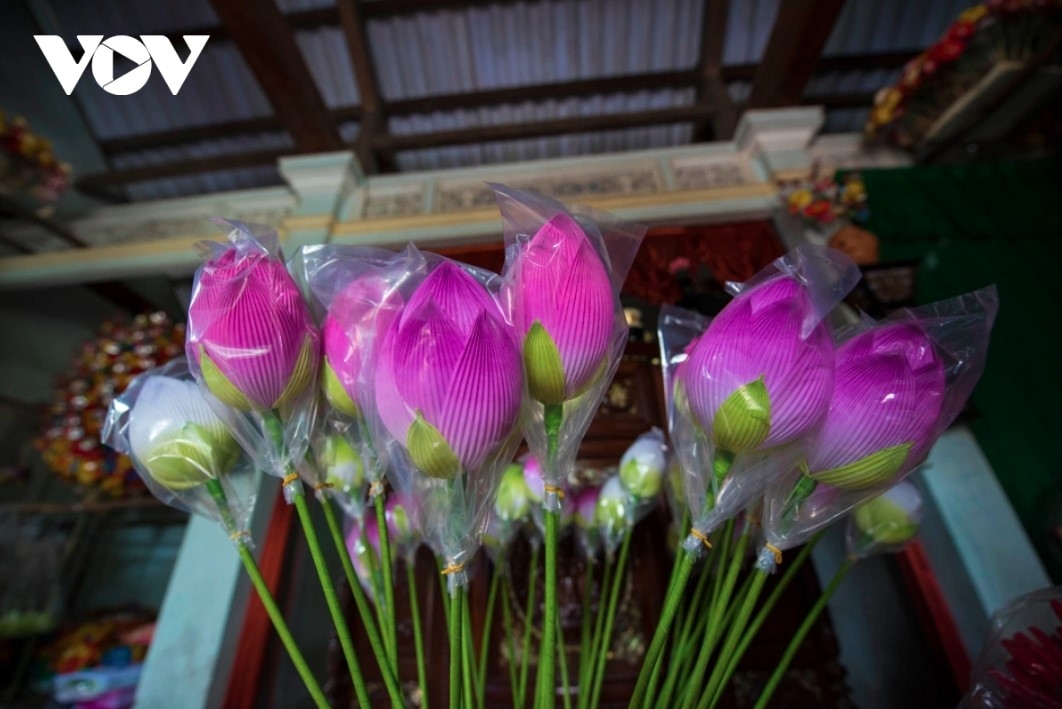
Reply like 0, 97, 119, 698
512, 213, 615, 398
323, 275, 403, 408
188, 248, 319, 410
680, 277, 834, 449
374, 261, 522, 473
806, 322, 945, 474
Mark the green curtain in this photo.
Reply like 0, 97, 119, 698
860, 159, 1062, 582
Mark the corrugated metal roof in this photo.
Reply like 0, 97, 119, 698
28, 0, 978, 202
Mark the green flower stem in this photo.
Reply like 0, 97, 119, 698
654, 548, 717, 708
449, 583, 464, 709
581, 551, 613, 709
629, 542, 698, 709
204, 479, 328, 709
539, 507, 559, 709
678, 524, 749, 709
556, 609, 571, 709
539, 401, 563, 709
518, 545, 541, 709
577, 562, 594, 706
588, 530, 632, 709
752, 558, 853, 709
462, 590, 476, 709
501, 571, 520, 706
293, 489, 371, 709
406, 561, 429, 709
260, 411, 369, 708
320, 498, 404, 708
478, 562, 503, 709
375, 493, 399, 675
704, 533, 822, 709
697, 569, 769, 709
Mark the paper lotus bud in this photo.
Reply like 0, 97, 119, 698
678, 277, 835, 455
128, 377, 240, 490
574, 486, 601, 529
619, 430, 667, 499
375, 261, 522, 479
321, 433, 364, 493
510, 213, 615, 404
852, 481, 922, 545
594, 477, 631, 538
523, 455, 546, 502
495, 462, 532, 523
385, 495, 418, 548
322, 276, 403, 419
188, 246, 319, 412
346, 516, 381, 598
804, 322, 945, 490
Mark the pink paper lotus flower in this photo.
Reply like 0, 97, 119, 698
678, 277, 835, 455
188, 246, 319, 412
510, 213, 615, 404
374, 261, 522, 479
804, 322, 945, 490
322, 275, 403, 418
574, 486, 601, 529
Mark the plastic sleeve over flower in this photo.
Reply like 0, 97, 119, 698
102, 358, 258, 543
844, 480, 922, 560
364, 248, 524, 591
296, 243, 417, 506
185, 220, 321, 499
493, 184, 647, 512
658, 245, 861, 557
761, 286, 998, 558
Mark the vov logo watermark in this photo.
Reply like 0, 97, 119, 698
34, 35, 209, 96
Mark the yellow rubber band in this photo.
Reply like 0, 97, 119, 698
440, 562, 466, 576
369, 480, 384, 497
690, 528, 713, 549
544, 484, 566, 499
312, 481, 333, 492
765, 543, 783, 565
230, 531, 247, 542
282, 472, 299, 486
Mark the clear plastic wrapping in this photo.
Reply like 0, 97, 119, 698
484, 462, 533, 563
102, 358, 257, 541
761, 286, 998, 566
844, 480, 923, 560
295, 243, 414, 515
366, 249, 525, 591
185, 220, 320, 504
960, 586, 1062, 708
494, 184, 646, 512
658, 245, 861, 560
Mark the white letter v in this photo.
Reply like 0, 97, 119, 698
34, 35, 102, 95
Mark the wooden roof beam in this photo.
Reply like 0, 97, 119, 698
748, 0, 848, 108
210, 0, 342, 153
337, 0, 389, 173
695, 0, 737, 140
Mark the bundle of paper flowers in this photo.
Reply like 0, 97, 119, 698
101, 191, 997, 709
780, 166, 868, 228
36, 311, 185, 497
866, 1, 1062, 147
0, 111, 72, 204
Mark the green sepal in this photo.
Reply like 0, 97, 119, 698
142, 422, 239, 490
199, 346, 252, 411
407, 411, 461, 480
321, 358, 360, 418
523, 321, 567, 405
853, 495, 919, 545
711, 376, 771, 454
809, 442, 911, 490
274, 335, 316, 410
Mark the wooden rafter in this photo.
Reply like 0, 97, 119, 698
210, 0, 342, 153
748, 0, 848, 108
695, 0, 737, 140
337, 0, 388, 173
